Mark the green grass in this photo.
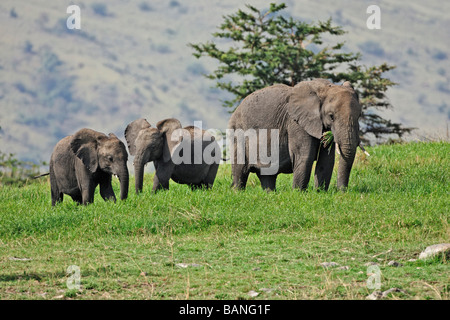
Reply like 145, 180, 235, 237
0, 142, 449, 300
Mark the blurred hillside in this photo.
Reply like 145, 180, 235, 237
0, 0, 449, 163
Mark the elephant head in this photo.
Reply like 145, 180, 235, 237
70, 128, 129, 200
124, 118, 183, 194
287, 79, 361, 190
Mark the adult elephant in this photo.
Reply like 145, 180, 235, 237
228, 79, 362, 191
125, 118, 220, 193
49, 128, 129, 206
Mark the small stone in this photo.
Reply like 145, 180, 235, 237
382, 288, 407, 297
9, 257, 32, 261
388, 261, 403, 267
320, 262, 340, 269
408, 259, 417, 262
337, 266, 350, 270
176, 263, 189, 268
366, 288, 407, 300
260, 288, 274, 293
176, 263, 202, 268
248, 290, 259, 297
419, 243, 450, 260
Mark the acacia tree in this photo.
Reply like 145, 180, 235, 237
190, 3, 412, 143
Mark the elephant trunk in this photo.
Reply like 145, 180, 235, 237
336, 143, 357, 190
134, 157, 145, 194
334, 121, 359, 191
118, 165, 129, 200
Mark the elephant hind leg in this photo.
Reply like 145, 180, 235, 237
231, 163, 249, 190
50, 164, 63, 206
202, 163, 219, 189
51, 189, 63, 206
256, 173, 277, 192
70, 193, 83, 204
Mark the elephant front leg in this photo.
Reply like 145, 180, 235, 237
314, 143, 335, 190
152, 162, 173, 192
80, 185, 96, 205
152, 174, 169, 192
99, 175, 117, 202
78, 177, 96, 205
292, 154, 316, 190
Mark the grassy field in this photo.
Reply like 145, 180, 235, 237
0, 142, 448, 300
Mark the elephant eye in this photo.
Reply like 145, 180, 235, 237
108, 156, 113, 162
329, 113, 334, 121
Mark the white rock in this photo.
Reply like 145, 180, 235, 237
419, 243, 450, 260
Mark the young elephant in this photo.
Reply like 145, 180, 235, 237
125, 118, 220, 193
49, 128, 129, 206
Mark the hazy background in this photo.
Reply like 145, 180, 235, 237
0, 0, 449, 164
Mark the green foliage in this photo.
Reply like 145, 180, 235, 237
190, 3, 413, 142
321, 131, 334, 149
0, 151, 45, 187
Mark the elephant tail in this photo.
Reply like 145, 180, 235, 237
32, 172, 50, 179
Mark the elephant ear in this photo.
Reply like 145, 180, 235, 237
286, 82, 324, 140
156, 118, 183, 163
133, 128, 164, 163
70, 128, 106, 172
124, 118, 151, 156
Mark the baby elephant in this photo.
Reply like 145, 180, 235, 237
125, 118, 220, 193
49, 128, 129, 206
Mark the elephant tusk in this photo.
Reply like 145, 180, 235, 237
359, 142, 370, 156
335, 143, 340, 155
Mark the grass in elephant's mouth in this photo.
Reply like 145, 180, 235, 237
321, 131, 334, 150
0, 142, 448, 300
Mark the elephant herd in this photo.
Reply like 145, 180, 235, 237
47, 78, 363, 206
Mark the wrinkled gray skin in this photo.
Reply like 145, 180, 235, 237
228, 79, 361, 191
49, 128, 129, 206
125, 118, 220, 193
